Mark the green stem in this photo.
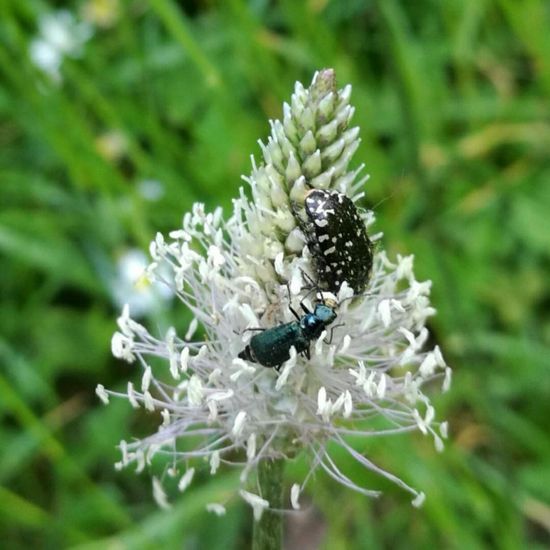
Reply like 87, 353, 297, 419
252, 458, 285, 550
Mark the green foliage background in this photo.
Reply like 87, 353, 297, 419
1, 0, 549, 548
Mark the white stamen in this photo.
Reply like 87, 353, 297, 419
275, 348, 297, 390
413, 409, 427, 435
339, 334, 351, 354
178, 468, 195, 492
206, 503, 226, 516
152, 477, 171, 509
433, 345, 446, 368
378, 299, 392, 327
315, 331, 326, 355
180, 347, 190, 372
376, 373, 387, 399
187, 375, 203, 406
232, 411, 247, 437
317, 386, 327, 415
442, 367, 452, 392
290, 484, 301, 510
135, 450, 145, 473
127, 382, 140, 408
208, 389, 234, 401
95, 384, 109, 405
143, 391, 155, 411
210, 451, 220, 474
185, 318, 199, 341
141, 366, 152, 392
425, 405, 435, 426
207, 400, 218, 421
331, 392, 346, 415
412, 492, 425, 508
208, 368, 222, 384
419, 353, 437, 377
343, 390, 353, 418
239, 490, 269, 521
230, 359, 256, 381
274, 252, 285, 276
247, 433, 257, 462
169, 354, 179, 380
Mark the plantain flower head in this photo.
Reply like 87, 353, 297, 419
97, 69, 451, 517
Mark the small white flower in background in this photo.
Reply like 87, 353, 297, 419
99, 69, 450, 515
110, 249, 173, 317
29, 10, 93, 82
137, 179, 165, 202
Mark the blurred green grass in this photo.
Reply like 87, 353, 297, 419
1, 0, 549, 548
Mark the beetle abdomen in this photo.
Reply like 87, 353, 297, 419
248, 322, 308, 367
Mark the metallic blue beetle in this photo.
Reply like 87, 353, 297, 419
238, 295, 337, 369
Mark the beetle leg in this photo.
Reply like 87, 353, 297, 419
301, 269, 317, 288
298, 269, 322, 310
286, 282, 302, 320
324, 323, 344, 344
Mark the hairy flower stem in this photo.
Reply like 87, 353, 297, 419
252, 459, 285, 550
